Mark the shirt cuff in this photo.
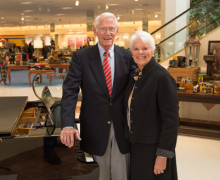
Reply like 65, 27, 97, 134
62, 126, 74, 130
156, 148, 175, 159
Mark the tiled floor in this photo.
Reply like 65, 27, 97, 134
0, 70, 220, 180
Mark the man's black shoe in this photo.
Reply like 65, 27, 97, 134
44, 150, 61, 164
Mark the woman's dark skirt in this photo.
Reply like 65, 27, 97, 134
130, 143, 178, 180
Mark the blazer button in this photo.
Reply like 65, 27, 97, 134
131, 120, 133, 123
135, 86, 137, 89
110, 103, 112, 105
130, 131, 132, 133
107, 121, 111, 124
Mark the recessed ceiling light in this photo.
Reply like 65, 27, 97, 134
21, 2, 34, 4
56, 14, 65, 16
135, 0, 138, 1
62, 7, 73, 10
155, 14, 158, 18
117, 16, 120, 20
23, 10, 33, 12
134, 9, 143, 10
105, 5, 108, 10
108, 4, 120, 6
75, 0, 79, 6
131, 10, 134, 14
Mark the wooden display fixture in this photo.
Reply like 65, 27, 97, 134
167, 67, 200, 82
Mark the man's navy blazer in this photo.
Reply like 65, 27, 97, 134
61, 44, 136, 156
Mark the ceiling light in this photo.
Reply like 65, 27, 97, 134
155, 14, 158, 18
21, 17, 24, 21
134, 9, 143, 10
23, 10, 33, 12
47, 8, 50, 12
1, 16, 4, 20
21, 2, 34, 4
105, 5, 108, 10
108, 4, 120, 6
49, 0, 52, 2
148, 14, 150, 17
135, 0, 138, 1
131, 10, 134, 14
62, 7, 73, 10
75, 0, 79, 6
117, 16, 120, 20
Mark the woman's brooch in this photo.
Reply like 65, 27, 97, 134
134, 68, 142, 81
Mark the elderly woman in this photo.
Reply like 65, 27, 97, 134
124, 31, 179, 180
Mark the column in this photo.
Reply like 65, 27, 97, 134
160, 0, 190, 60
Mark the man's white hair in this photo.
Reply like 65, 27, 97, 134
94, 12, 118, 29
129, 31, 155, 52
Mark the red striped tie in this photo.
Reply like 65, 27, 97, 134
103, 51, 112, 97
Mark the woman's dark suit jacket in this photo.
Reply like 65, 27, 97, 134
124, 57, 179, 158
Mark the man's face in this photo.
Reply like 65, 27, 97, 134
93, 17, 118, 50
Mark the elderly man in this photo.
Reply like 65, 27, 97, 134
60, 12, 136, 180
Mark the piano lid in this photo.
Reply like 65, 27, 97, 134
0, 96, 28, 137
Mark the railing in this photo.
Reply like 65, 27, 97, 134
151, 0, 220, 62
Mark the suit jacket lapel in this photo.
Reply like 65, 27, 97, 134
89, 44, 110, 98
111, 46, 126, 101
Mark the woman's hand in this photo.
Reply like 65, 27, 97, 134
154, 156, 167, 175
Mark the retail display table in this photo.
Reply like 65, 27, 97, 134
7, 64, 31, 86
7, 64, 70, 86
28, 69, 53, 87
178, 91, 220, 104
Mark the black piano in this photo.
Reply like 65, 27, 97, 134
0, 83, 99, 180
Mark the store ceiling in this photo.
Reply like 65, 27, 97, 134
0, 0, 161, 27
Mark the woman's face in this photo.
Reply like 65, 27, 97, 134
131, 38, 154, 70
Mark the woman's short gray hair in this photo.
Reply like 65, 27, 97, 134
129, 31, 155, 52
94, 12, 118, 29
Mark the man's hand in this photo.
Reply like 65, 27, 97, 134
60, 128, 81, 148
154, 156, 167, 175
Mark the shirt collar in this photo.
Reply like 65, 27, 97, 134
97, 42, 114, 57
